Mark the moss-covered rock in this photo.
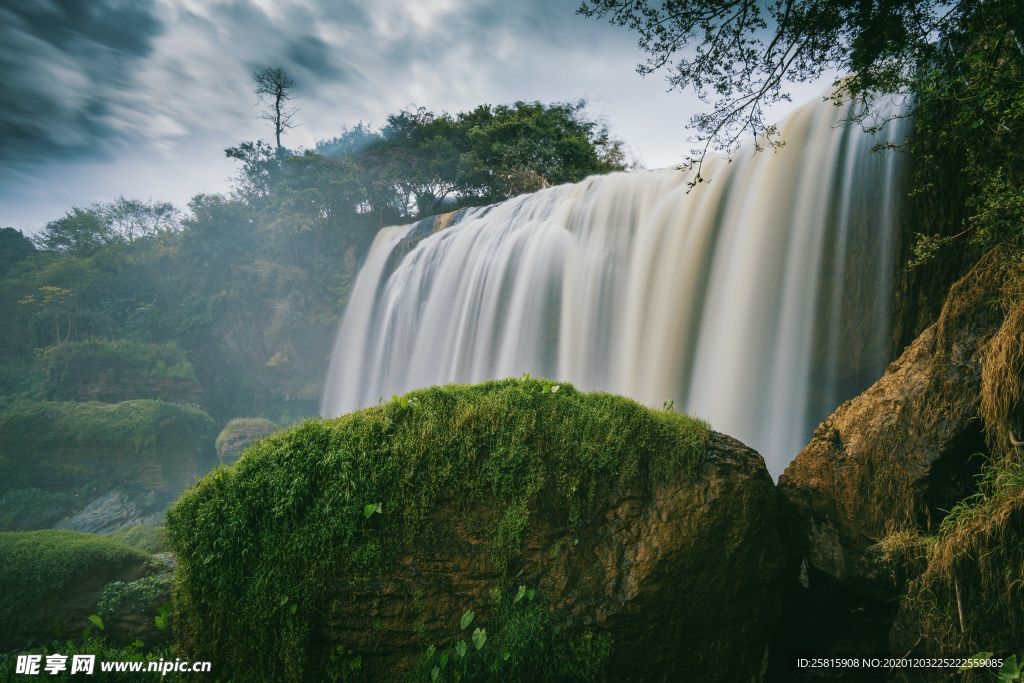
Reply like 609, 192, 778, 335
215, 418, 279, 465
166, 378, 788, 682
35, 339, 203, 405
0, 530, 158, 650
0, 399, 217, 500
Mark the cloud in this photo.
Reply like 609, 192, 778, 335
0, 0, 164, 162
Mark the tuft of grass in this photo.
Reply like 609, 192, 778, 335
0, 530, 150, 626
166, 378, 709, 682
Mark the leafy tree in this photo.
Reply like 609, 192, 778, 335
577, 0, 1017, 178
33, 207, 113, 256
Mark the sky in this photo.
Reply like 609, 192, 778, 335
0, 0, 837, 233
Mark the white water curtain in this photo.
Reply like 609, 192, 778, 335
322, 95, 908, 477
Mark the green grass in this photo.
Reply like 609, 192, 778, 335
104, 525, 167, 554
166, 377, 710, 683
0, 530, 149, 625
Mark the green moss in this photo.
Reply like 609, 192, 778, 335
0, 530, 149, 624
104, 524, 167, 554
37, 339, 198, 385
0, 399, 217, 494
166, 378, 709, 682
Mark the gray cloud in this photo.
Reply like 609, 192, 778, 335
0, 0, 164, 162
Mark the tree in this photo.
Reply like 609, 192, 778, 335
577, 0, 1006, 180
33, 207, 113, 256
253, 67, 299, 151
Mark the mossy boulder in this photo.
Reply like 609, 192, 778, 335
166, 379, 788, 682
215, 418, 279, 465
0, 530, 165, 650
0, 399, 217, 501
34, 339, 204, 405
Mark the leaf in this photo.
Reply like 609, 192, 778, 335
527, 589, 535, 601
155, 615, 167, 631
439, 653, 448, 668
408, 397, 421, 410
516, 568, 524, 577
472, 628, 487, 650
364, 503, 380, 519
426, 646, 435, 658
1000, 655, 1021, 683
456, 640, 467, 658
290, 604, 298, 614
551, 385, 560, 393
55, 622, 64, 637
82, 626, 91, 643
158, 602, 172, 616
431, 667, 439, 681
376, 502, 383, 514
401, 396, 409, 409
461, 610, 474, 629
89, 615, 105, 630
503, 652, 511, 661
204, 553, 214, 564
280, 596, 289, 606
133, 640, 144, 648
543, 383, 551, 393
514, 585, 526, 603
959, 653, 993, 673
573, 538, 578, 546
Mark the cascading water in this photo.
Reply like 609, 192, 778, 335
321, 95, 909, 477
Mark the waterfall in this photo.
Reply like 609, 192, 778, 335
321, 95, 908, 477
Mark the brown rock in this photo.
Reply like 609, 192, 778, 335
322, 431, 788, 682
778, 255, 1005, 599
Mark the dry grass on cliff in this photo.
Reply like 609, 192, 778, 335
980, 257, 1024, 459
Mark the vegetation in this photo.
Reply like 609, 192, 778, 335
0, 100, 628, 425
405, 584, 613, 683
104, 525, 168, 555
0, 399, 217, 494
165, 378, 709, 682
96, 574, 173, 621
215, 418, 280, 464
0, 530, 149, 626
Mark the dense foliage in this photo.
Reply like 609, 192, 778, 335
165, 378, 709, 682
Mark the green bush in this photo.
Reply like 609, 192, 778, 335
96, 574, 173, 620
166, 377, 709, 682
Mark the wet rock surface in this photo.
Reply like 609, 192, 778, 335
322, 431, 788, 682
778, 258, 1004, 600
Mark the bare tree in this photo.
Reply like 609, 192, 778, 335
253, 67, 299, 151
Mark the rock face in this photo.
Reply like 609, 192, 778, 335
55, 490, 164, 534
778, 255, 1005, 599
323, 431, 787, 682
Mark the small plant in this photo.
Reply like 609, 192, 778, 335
363, 502, 383, 519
